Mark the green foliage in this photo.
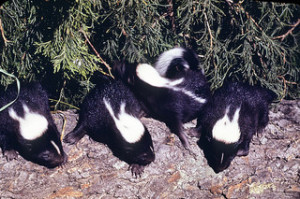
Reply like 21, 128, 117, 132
0, 0, 299, 110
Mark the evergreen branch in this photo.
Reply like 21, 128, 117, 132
79, 28, 113, 77
227, 1, 264, 32
140, 12, 168, 43
273, 19, 300, 41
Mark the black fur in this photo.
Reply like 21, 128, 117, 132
113, 59, 210, 148
0, 82, 66, 168
196, 82, 277, 173
64, 77, 155, 177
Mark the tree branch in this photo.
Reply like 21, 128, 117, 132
273, 19, 300, 41
0, 7, 12, 46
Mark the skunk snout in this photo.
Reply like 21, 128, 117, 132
137, 151, 155, 165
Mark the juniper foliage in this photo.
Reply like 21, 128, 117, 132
0, 0, 299, 109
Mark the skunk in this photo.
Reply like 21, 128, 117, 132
196, 82, 277, 173
0, 82, 66, 168
64, 77, 155, 177
112, 57, 210, 148
154, 47, 200, 79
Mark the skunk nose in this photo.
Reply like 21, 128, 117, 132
49, 152, 68, 168
212, 162, 230, 173
138, 152, 155, 165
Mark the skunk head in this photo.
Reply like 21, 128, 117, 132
8, 104, 66, 168
199, 135, 240, 173
198, 106, 241, 173
104, 99, 155, 166
154, 47, 200, 79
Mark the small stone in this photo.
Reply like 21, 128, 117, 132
210, 184, 223, 195
285, 185, 300, 193
167, 171, 181, 183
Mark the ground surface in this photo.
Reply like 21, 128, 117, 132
0, 100, 299, 199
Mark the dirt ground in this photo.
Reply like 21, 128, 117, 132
0, 100, 299, 199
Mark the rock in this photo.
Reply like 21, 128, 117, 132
0, 100, 299, 198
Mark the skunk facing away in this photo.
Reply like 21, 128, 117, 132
113, 48, 210, 148
64, 77, 155, 177
196, 82, 277, 173
0, 82, 67, 168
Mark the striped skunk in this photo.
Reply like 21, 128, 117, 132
64, 77, 155, 177
196, 82, 277, 173
112, 51, 210, 147
0, 82, 66, 168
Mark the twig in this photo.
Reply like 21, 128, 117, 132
167, 0, 176, 33
54, 80, 66, 111
278, 75, 297, 101
79, 28, 113, 77
273, 19, 300, 41
204, 12, 213, 51
0, 8, 12, 46
51, 110, 68, 141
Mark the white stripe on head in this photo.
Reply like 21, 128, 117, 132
9, 104, 48, 140
104, 99, 145, 143
154, 47, 186, 76
51, 140, 62, 155
136, 63, 184, 88
212, 106, 241, 144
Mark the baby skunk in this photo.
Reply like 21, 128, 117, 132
112, 58, 210, 148
0, 82, 66, 168
196, 82, 277, 173
64, 77, 155, 177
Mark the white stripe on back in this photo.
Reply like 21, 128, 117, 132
104, 99, 145, 144
212, 106, 241, 144
9, 104, 48, 140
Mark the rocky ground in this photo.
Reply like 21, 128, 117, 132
0, 100, 299, 199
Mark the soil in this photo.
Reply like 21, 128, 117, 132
0, 100, 299, 199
